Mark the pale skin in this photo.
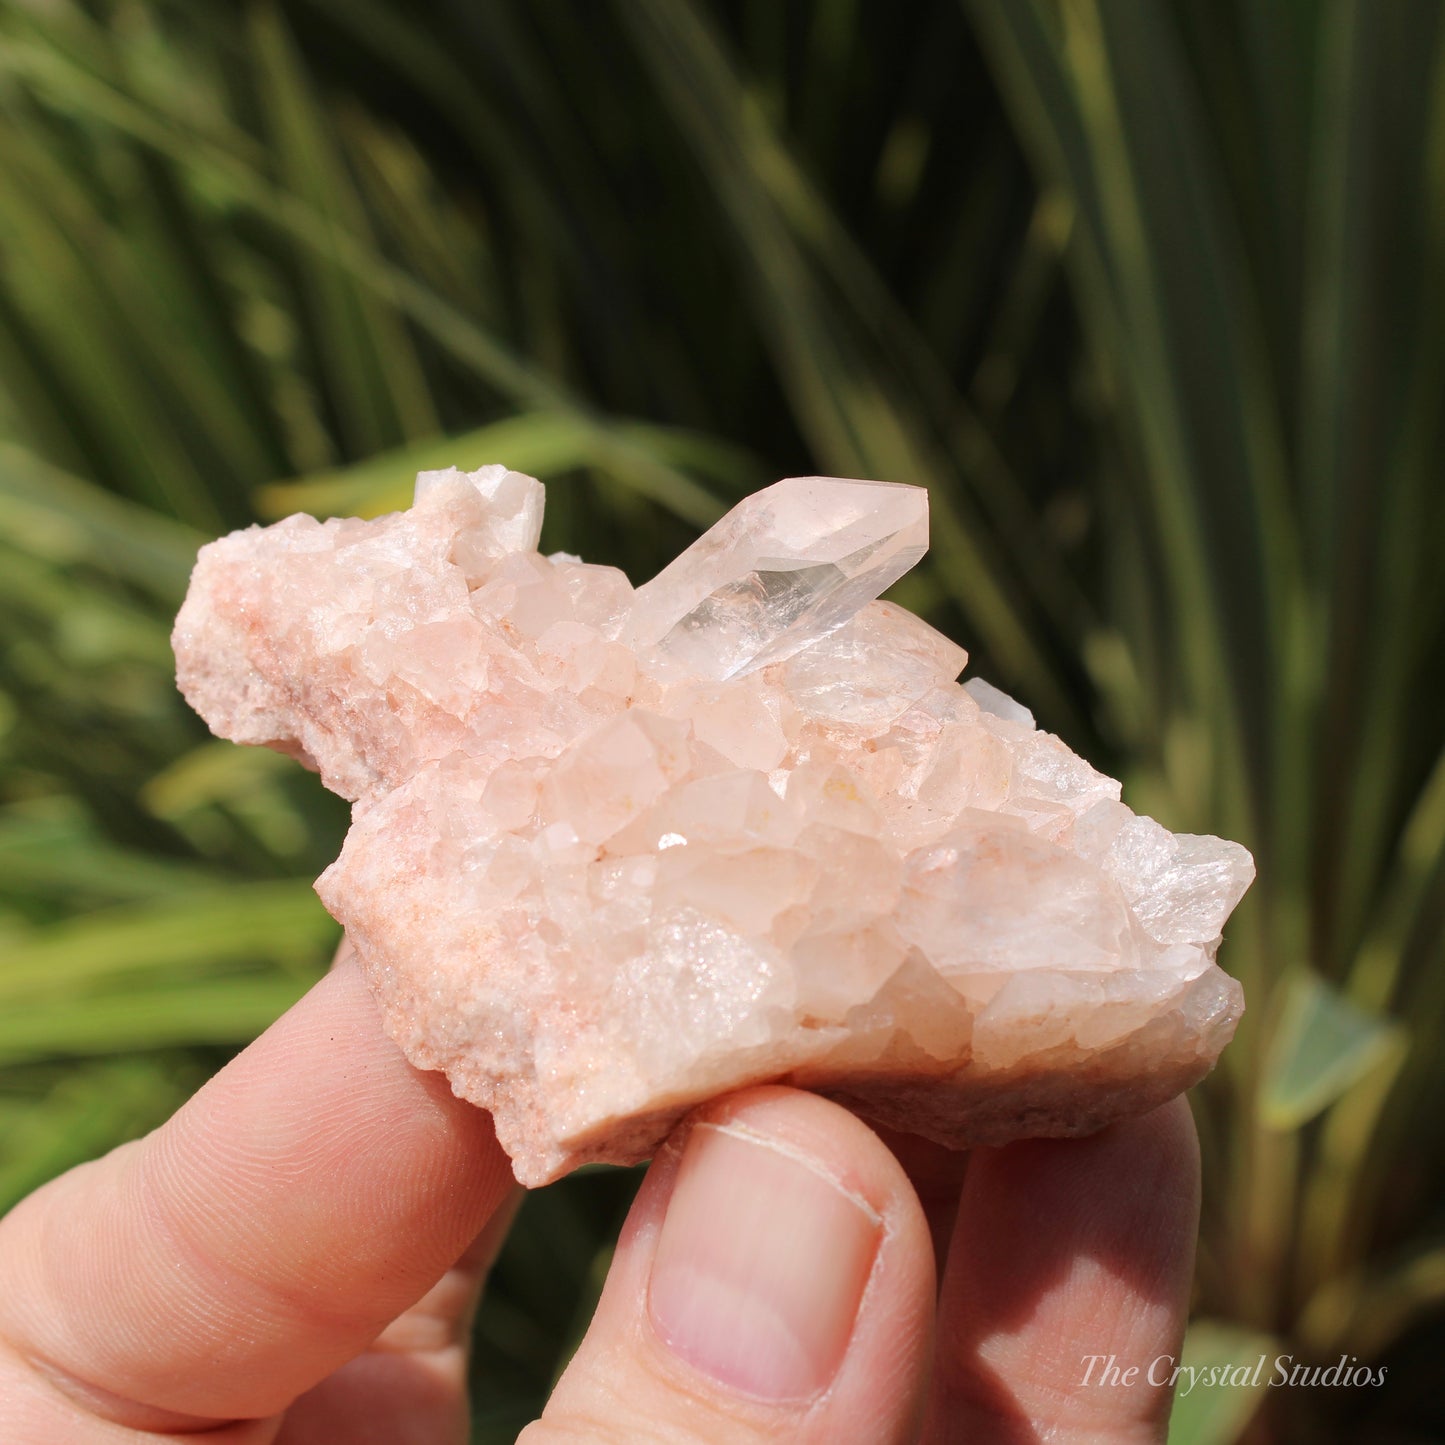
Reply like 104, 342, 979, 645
0, 942, 1200, 1444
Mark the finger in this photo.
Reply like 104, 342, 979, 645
522, 1086, 936, 1445
273, 1189, 522, 1445
869, 1125, 971, 1274
922, 1097, 1201, 1444
0, 954, 515, 1430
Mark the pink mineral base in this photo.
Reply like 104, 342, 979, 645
173, 465, 1253, 1186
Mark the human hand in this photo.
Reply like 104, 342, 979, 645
0, 945, 1199, 1443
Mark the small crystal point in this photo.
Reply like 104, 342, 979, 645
414, 464, 545, 558
622, 476, 929, 680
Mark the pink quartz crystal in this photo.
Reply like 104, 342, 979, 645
173, 466, 1252, 1185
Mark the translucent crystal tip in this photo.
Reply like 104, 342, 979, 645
623, 476, 929, 679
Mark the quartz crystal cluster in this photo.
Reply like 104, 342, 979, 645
173, 466, 1252, 1185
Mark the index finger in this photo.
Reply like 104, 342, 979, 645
0, 950, 513, 1429
923, 1098, 1201, 1443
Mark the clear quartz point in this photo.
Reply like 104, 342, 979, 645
622, 476, 929, 680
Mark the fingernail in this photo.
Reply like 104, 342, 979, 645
647, 1121, 881, 1401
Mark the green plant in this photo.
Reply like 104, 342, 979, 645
966, 7, 1445, 1440
1, 2, 1441, 1439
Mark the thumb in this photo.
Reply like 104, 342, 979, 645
521, 1087, 936, 1445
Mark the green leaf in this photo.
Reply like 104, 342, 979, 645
1344, 1236, 1445, 1359
1260, 971, 1405, 1130
0, 442, 204, 602
0, 881, 335, 1004
139, 741, 324, 863
141, 741, 301, 816
0, 974, 316, 1064
256, 413, 740, 529
0, 1058, 196, 1211
0, 25, 734, 536
248, 1, 438, 455
0, 803, 225, 903
1166, 1319, 1277, 1445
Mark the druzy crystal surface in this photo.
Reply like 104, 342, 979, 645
173, 466, 1252, 1185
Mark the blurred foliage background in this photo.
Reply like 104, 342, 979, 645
1, 0, 1443, 1439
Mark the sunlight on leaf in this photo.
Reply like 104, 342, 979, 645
1166, 1319, 1277, 1445
1261, 972, 1405, 1131
256, 413, 740, 528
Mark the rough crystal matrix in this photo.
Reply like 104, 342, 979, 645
174, 466, 1252, 1185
